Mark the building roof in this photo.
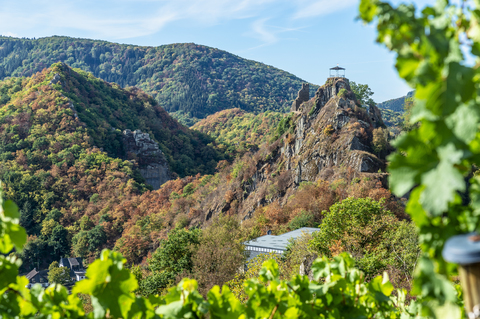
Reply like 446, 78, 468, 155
68, 258, 79, 267
25, 268, 38, 280
25, 269, 49, 283
244, 227, 319, 251
60, 257, 83, 269
330, 66, 345, 70
60, 257, 69, 267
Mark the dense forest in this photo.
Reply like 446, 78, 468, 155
0, 63, 227, 269
192, 108, 284, 156
0, 36, 318, 125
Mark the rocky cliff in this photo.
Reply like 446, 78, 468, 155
123, 129, 170, 189
201, 77, 388, 221
110, 77, 402, 263
284, 77, 385, 184
291, 83, 309, 112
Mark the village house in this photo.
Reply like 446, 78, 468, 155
25, 268, 49, 288
59, 257, 86, 281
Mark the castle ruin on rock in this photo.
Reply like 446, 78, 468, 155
291, 83, 310, 112
122, 129, 170, 190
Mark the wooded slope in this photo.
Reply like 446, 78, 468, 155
0, 36, 318, 124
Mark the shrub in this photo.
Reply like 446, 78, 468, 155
288, 210, 316, 230
372, 127, 388, 155
323, 124, 334, 135
310, 197, 407, 279
190, 216, 245, 296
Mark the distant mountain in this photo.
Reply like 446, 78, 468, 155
0, 36, 318, 125
379, 108, 403, 127
377, 90, 414, 113
192, 108, 284, 156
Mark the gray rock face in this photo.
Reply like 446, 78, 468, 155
349, 136, 369, 151
291, 83, 310, 112
50, 73, 61, 85
312, 77, 351, 115
123, 129, 170, 189
280, 78, 385, 186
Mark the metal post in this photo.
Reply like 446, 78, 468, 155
443, 233, 480, 318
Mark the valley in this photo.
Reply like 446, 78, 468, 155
0, 55, 416, 299
0, 0, 475, 317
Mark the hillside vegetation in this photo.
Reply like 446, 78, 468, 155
377, 90, 414, 112
192, 108, 284, 156
379, 108, 403, 127
0, 36, 318, 124
0, 63, 225, 268
0, 64, 412, 292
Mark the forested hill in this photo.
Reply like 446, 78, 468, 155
0, 62, 226, 267
0, 36, 318, 124
1, 62, 223, 177
377, 90, 414, 112
192, 108, 284, 156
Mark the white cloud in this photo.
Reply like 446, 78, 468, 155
0, 31, 18, 37
292, 0, 357, 19
251, 18, 278, 45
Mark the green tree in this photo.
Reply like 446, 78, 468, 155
149, 227, 200, 274
350, 81, 375, 106
138, 227, 201, 295
400, 97, 417, 132
72, 231, 89, 258
381, 221, 420, 288
47, 261, 71, 285
372, 127, 389, 156
310, 197, 399, 278
48, 224, 69, 258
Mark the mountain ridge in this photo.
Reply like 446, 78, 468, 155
0, 36, 318, 124
377, 90, 414, 112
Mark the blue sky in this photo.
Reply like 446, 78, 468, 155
0, 0, 434, 102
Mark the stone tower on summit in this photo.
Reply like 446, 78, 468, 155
291, 83, 309, 112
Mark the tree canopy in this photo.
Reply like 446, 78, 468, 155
0, 37, 318, 124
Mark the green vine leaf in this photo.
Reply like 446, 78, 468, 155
72, 249, 138, 318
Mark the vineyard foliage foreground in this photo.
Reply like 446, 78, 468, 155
0, 192, 410, 318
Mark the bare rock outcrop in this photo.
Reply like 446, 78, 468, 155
123, 129, 170, 189
50, 73, 61, 85
195, 77, 388, 223
281, 79, 386, 185
291, 83, 309, 112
